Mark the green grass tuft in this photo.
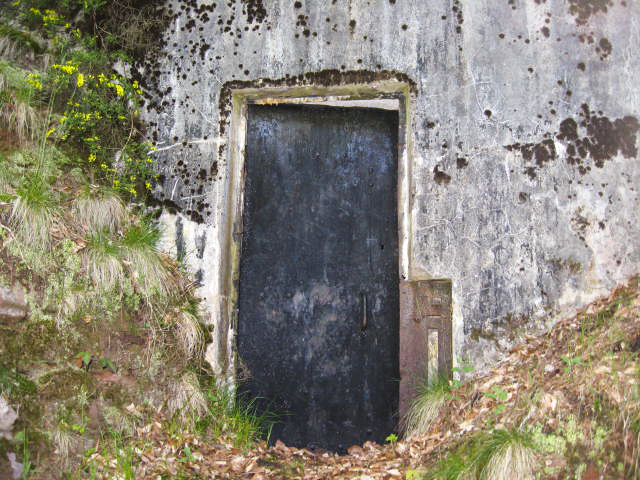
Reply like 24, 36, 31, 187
0, 24, 44, 55
429, 428, 539, 480
168, 372, 208, 426
402, 375, 452, 439
11, 170, 57, 250
122, 220, 175, 299
84, 230, 126, 292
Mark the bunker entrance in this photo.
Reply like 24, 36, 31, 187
236, 104, 400, 452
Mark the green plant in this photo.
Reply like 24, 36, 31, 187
10, 167, 58, 250
14, 429, 33, 479
430, 428, 539, 480
401, 375, 452, 439
168, 372, 208, 426
0, 364, 37, 397
386, 433, 398, 445
486, 386, 508, 414
195, 381, 277, 448
560, 355, 586, 373
406, 469, 424, 480
84, 229, 126, 292
0, 23, 44, 55
107, 429, 136, 480
121, 219, 175, 299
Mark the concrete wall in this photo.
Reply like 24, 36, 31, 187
139, 0, 640, 377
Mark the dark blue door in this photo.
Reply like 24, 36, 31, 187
237, 104, 399, 451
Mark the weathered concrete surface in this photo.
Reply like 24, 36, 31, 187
140, 0, 640, 376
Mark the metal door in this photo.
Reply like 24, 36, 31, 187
237, 104, 399, 451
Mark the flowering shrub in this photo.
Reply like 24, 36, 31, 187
10, 1, 157, 199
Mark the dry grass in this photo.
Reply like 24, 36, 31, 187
51, 426, 79, 466
10, 177, 56, 250
175, 310, 205, 360
0, 92, 40, 144
168, 372, 208, 425
0, 63, 42, 144
122, 222, 177, 299
84, 231, 126, 291
401, 376, 450, 439
73, 186, 127, 233
480, 430, 538, 480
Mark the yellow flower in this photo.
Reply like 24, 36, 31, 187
59, 115, 67, 124
145, 182, 152, 190
88, 153, 96, 163
100, 163, 107, 170
130, 175, 136, 181
113, 180, 120, 187
46, 128, 55, 138
129, 187, 137, 196
53, 62, 78, 74
26, 73, 42, 90
77, 73, 84, 87
29, 8, 41, 15
115, 84, 124, 97
132, 81, 139, 88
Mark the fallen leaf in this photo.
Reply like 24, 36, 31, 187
594, 365, 611, 375
479, 374, 503, 391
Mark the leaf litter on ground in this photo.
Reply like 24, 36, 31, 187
79, 277, 640, 480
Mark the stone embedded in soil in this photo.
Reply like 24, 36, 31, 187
0, 396, 18, 437
0, 284, 27, 320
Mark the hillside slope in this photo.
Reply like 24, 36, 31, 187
79, 278, 639, 479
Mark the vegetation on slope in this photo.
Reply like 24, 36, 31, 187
0, 2, 267, 478
66, 278, 638, 480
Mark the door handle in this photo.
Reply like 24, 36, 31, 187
361, 292, 368, 332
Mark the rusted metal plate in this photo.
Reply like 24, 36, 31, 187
399, 279, 453, 418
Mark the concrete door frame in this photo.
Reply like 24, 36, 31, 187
221, 81, 415, 408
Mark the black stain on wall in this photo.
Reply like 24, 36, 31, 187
505, 138, 557, 170
433, 165, 451, 185
568, 0, 614, 25
595, 37, 612, 60
241, 0, 267, 24
560, 104, 639, 167
150, 70, 416, 224
505, 105, 639, 178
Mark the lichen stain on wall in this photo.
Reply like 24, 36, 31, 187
137, 0, 640, 376
505, 105, 639, 179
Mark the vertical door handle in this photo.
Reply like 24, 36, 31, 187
361, 292, 368, 332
